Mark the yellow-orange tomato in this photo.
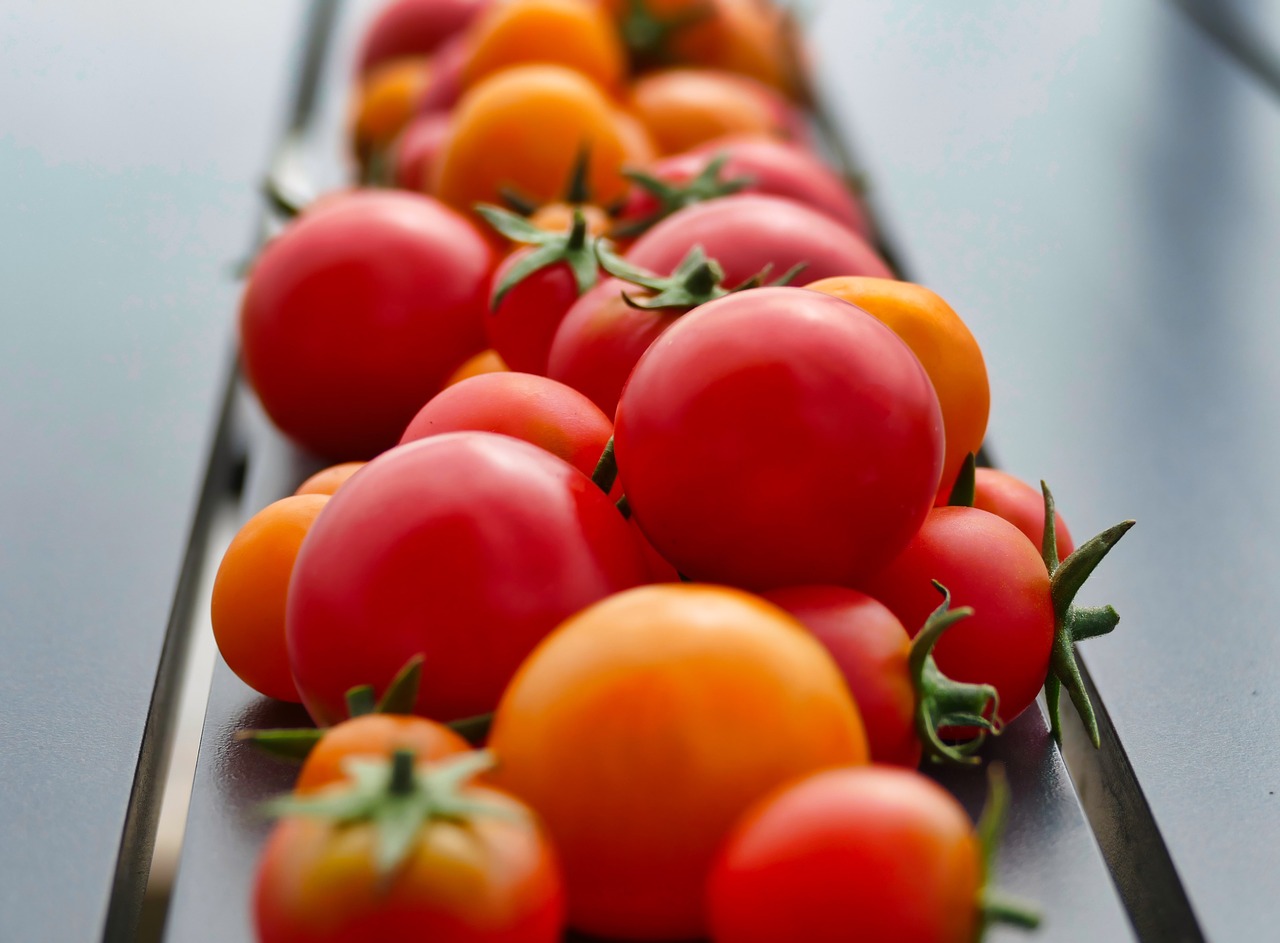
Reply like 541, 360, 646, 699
294, 462, 366, 497
628, 68, 797, 155
445, 348, 509, 386
294, 715, 469, 794
807, 277, 991, 500
461, 0, 626, 93
489, 584, 869, 940
434, 65, 637, 219
211, 495, 329, 702
350, 57, 431, 165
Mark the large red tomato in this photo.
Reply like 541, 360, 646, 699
613, 287, 943, 590
286, 432, 649, 726
239, 191, 493, 459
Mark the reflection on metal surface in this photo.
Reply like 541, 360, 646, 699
1169, 0, 1280, 101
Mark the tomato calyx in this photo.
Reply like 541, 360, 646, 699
615, 154, 755, 238
476, 204, 618, 307
1040, 483, 1136, 747
911, 582, 1003, 765
975, 764, 1043, 938
265, 749, 516, 878
240, 655, 425, 760
947, 452, 979, 507
591, 436, 619, 494
616, 0, 715, 71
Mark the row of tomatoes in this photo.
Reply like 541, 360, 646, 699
213, 0, 1135, 940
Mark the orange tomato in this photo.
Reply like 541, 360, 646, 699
806, 277, 991, 501
294, 715, 469, 794
294, 462, 366, 497
434, 65, 638, 221
211, 495, 329, 702
350, 57, 431, 167
489, 584, 868, 940
461, 0, 626, 93
527, 201, 611, 237
445, 348, 509, 386
628, 68, 799, 155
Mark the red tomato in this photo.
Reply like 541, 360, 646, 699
287, 432, 649, 726
973, 467, 1075, 561
624, 194, 892, 286
356, 0, 491, 75
392, 112, 451, 191
239, 191, 493, 459
417, 32, 468, 114
618, 135, 870, 237
708, 767, 984, 943
859, 507, 1054, 727
398, 372, 614, 487
614, 287, 943, 590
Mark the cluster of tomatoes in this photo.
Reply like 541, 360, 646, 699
212, 1, 1136, 940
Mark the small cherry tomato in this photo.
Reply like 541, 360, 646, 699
239, 190, 493, 459
418, 32, 469, 115
356, 0, 492, 75
489, 584, 868, 940
350, 58, 432, 171
294, 463, 365, 497
211, 495, 329, 703
294, 714, 468, 795
391, 112, 451, 191
287, 432, 649, 725
460, 0, 626, 93
806, 277, 990, 500
974, 467, 1075, 561
614, 287, 943, 589
398, 372, 614, 486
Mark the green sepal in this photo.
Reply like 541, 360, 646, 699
235, 727, 323, 761
909, 582, 1002, 766
616, 494, 632, 520
345, 685, 377, 718
475, 204, 603, 308
613, 153, 755, 238
498, 186, 539, 217
446, 713, 493, 745
976, 764, 1043, 938
264, 749, 517, 880
1038, 482, 1135, 747
617, 0, 716, 70
376, 654, 424, 715
599, 244, 732, 311
592, 436, 618, 495
948, 453, 978, 507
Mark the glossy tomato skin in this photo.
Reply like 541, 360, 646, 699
763, 586, 920, 767
240, 191, 493, 459
286, 432, 649, 726
619, 135, 871, 236
484, 250, 583, 374
546, 277, 684, 417
254, 787, 564, 943
708, 767, 980, 943
625, 194, 892, 286
974, 467, 1075, 561
294, 715, 469, 795
860, 507, 1054, 726
489, 584, 868, 940
357, 0, 492, 75
614, 287, 944, 590
398, 372, 614, 487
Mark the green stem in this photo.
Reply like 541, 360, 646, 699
388, 749, 416, 796
591, 437, 618, 494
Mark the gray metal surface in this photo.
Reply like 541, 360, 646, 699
815, 1, 1280, 940
0, 2, 301, 939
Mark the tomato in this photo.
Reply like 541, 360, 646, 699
445, 348, 509, 386
239, 190, 493, 459
398, 373, 614, 487
294, 715, 468, 795
356, 0, 492, 75
489, 584, 868, 940
806, 277, 990, 500
350, 58, 431, 170
527, 201, 610, 238
391, 112, 451, 191
287, 432, 649, 726
255, 752, 564, 943
618, 134, 871, 237
434, 65, 645, 222
614, 287, 943, 589
628, 68, 803, 155
418, 32, 468, 115
460, 0, 626, 93
625, 194, 892, 286
708, 767, 989, 943
974, 467, 1075, 561
294, 463, 364, 497
211, 495, 328, 703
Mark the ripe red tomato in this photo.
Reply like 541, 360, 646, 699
356, 0, 492, 75
286, 432, 650, 726
859, 507, 1054, 728
239, 191, 493, 459
398, 372, 614, 487
973, 467, 1075, 561
708, 767, 984, 943
391, 112, 451, 191
614, 287, 943, 590
624, 194, 892, 286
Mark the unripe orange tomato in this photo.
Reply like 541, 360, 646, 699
350, 57, 431, 167
294, 715, 469, 795
294, 463, 365, 498
628, 67, 800, 154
